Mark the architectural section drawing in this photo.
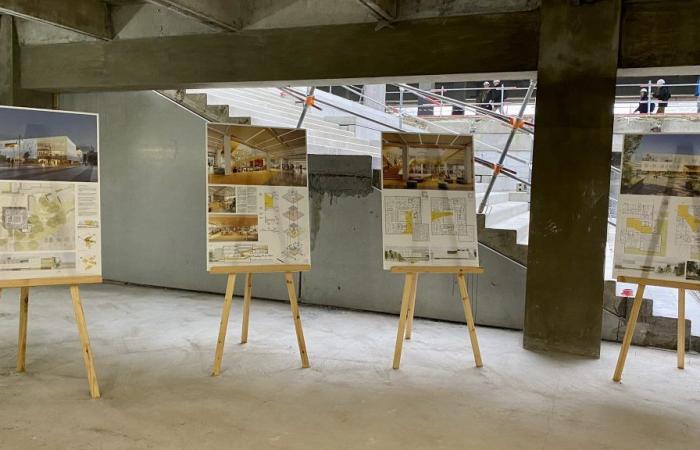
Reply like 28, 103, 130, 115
0, 106, 101, 280
381, 132, 479, 270
614, 134, 700, 284
206, 124, 310, 268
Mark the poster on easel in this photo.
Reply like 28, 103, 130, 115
613, 133, 700, 285
380, 132, 479, 270
206, 124, 310, 268
0, 106, 101, 280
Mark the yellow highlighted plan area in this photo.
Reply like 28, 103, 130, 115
431, 210, 454, 221
675, 204, 700, 259
677, 205, 699, 232
623, 216, 667, 256
403, 211, 414, 235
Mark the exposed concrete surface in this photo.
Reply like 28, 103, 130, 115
1, 283, 699, 449
524, 0, 620, 358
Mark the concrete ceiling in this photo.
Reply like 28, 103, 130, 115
6, 0, 541, 44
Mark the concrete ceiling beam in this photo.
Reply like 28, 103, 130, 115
20, 11, 540, 92
358, 0, 398, 22
0, 0, 112, 40
17, 1, 700, 92
145, 0, 243, 32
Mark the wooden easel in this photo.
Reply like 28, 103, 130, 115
2, 275, 102, 399
613, 276, 696, 382
391, 266, 484, 369
210, 264, 310, 376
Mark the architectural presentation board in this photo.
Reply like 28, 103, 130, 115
380, 132, 479, 270
613, 134, 700, 285
206, 124, 310, 268
0, 106, 101, 281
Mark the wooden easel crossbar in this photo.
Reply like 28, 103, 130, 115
210, 264, 310, 376
613, 275, 696, 382
390, 266, 484, 369
2, 275, 102, 399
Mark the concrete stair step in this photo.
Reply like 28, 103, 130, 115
474, 191, 510, 206
204, 93, 352, 134
192, 88, 381, 158
192, 89, 358, 135
221, 87, 349, 126
483, 201, 530, 228
508, 191, 530, 202
486, 209, 530, 245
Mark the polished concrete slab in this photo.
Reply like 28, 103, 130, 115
1, 283, 699, 449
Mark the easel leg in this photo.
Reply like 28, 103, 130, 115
212, 273, 236, 376
392, 273, 415, 369
613, 284, 645, 382
404, 273, 418, 340
16, 287, 29, 373
240, 273, 253, 344
69, 285, 100, 399
677, 288, 686, 370
457, 274, 483, 368
284, 273, 309, 368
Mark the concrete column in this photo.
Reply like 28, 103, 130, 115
223, 135, 232, 175
0, 15, 51, 107
0, 15, 15, 105
362, 84, 386, 111
417, 82, 434, 116
523, 0, 621, 357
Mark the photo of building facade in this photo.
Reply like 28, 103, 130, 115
621, 134, 700, 197
0, 107, 98, 182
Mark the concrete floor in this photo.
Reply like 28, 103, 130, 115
1, 283, 699, 450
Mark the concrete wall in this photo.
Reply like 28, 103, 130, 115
59, 90, 288, 300
60, 90, 526, 329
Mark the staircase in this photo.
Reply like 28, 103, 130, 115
157, 86, 697, 352
187, 87, 381, 157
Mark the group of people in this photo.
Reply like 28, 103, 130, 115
634, 79, 672, 114
476, 80, 507, 113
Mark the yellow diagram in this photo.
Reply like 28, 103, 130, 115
431, 210, 453, 221
677, 205, 699, 232
264, 193, 275, 209
403, 211, 413, 235
624, 217, 667, 256
626, 218, 654, 234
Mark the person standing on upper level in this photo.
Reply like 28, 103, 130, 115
653, 79, 671, 114
477, 81, 492, 111
634, 88, 654, 114
491, 80, 505, 113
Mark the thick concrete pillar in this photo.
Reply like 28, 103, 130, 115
417, 82, 434, 116
0, 15, 51, 107
0, 15, 15, 105
362, 84, 386, 111
523, 0, 621, 357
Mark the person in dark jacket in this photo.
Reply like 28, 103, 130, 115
491, 80, 505, 113
653, 79, 671, 114
634, 88, 655, 114
477, 81, 492, 111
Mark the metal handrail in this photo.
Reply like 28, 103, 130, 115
337, 85, 533, 169
281, 86, 531, 188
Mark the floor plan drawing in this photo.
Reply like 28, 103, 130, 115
384, 195, 423, 236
